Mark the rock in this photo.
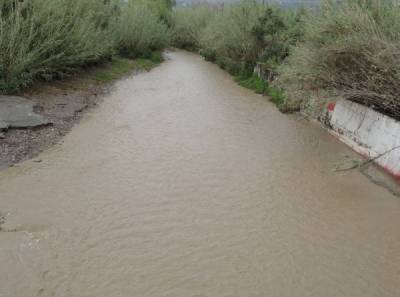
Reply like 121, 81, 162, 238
0, 132, 5, 139
0, 120, 7, 130
0, 96, 50, 129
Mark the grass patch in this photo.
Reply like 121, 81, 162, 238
266, 86, 285, 106
235, 73, 288, 110
148, 51, 164, 64
44, 53, 164, 91
84, 54, 163, 83
235, 74, 268, 94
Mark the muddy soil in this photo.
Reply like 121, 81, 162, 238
0, 83, 104, 170
0, 63, 148, 170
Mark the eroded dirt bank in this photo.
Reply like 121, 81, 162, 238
0, 57, 156, 170
0, 83, 104, 170
1, 51, 399, 297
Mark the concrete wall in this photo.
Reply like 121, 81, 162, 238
329, 100, 400, 179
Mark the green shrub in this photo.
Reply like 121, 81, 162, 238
149, 51, 164, 64
188, 1, 305, 102
254, 6, 305, 80
170, 5, 215, 50
252, 6, 306, 67
199, 1, 265, 76
194, 1, 304, 77
141, 0, 176, 24
236, 74, 268, 94
277, 0, 400, 118
113, 1, 170, 59
266, 86, 286, 108
0, 0, 116, 93
235, 73, 287, 109
0, 0, 171, 93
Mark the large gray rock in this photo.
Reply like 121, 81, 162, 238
0, 120, 7, 130
0, 96, 49, 130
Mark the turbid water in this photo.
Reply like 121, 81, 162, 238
1, 51, 399, 297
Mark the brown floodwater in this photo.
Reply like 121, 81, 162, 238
1, 51, 399, 297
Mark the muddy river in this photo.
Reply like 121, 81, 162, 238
1, 51, 399, 297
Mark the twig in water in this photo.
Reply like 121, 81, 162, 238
333, 145, 400, 172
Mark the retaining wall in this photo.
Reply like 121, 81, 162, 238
329, 100, 400, 179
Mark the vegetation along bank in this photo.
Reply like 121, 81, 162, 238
170, 0, 400, 122
0, 0, 171, 168
2, 0, 400, 177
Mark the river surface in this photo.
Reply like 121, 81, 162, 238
1, 51, 400, 297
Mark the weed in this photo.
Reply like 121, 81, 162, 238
236, 74, 268, 94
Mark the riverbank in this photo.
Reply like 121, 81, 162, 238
234, 67, 400, 195
0, 56, 162, 170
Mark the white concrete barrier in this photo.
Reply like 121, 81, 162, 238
329, 100, 400, 179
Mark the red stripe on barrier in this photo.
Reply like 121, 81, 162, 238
327, 102, 336, 112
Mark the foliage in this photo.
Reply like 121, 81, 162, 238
85, 54, 163, 83
235, 74, 268, 94
170, 5, 214, 50
0, 0, 171, 93
254, 6, 305, 74
198, 1, 265, 75
0, 0, 117, 93
113, 1, 170, 59
136, 0, 176, 23
276, 0, 400, 118
235, 73, 287, 109
266, 85, 288, 110
170, 0, 304, 83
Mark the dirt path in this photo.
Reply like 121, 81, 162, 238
0, 50, 399, 297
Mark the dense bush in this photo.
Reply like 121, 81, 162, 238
276, 0, 400, 117
0, 0, 117, 92
254, 6, 305, 79
170, 5, 214, 50
172, 0, 400, 119
198, 1, 265, 76
169, 0, 303, 110
171, 1, 304, 79
0, 0, 171, 93
113, 1, 170, 58
145, 0, 176, 24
